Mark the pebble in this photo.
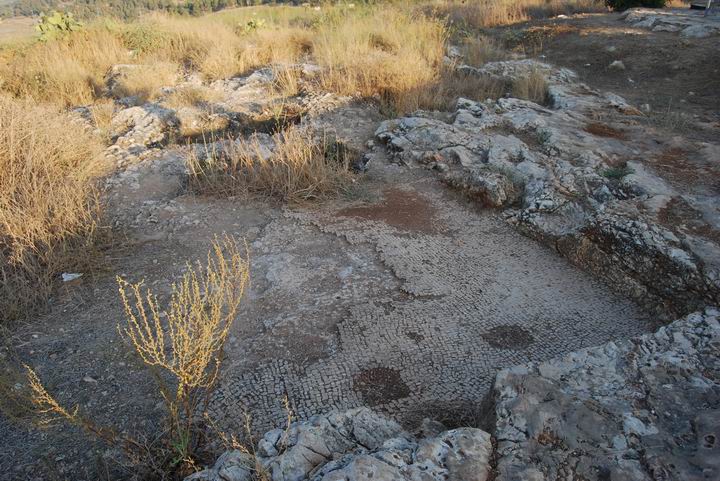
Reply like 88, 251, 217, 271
609, 60, 626, 71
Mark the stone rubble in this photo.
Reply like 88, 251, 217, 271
188, 408, 492, 481
375, 59, 720, 317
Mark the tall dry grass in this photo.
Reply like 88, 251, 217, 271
313, 8, 447, 114
0, 5, 446, 114
189, 127, 354, 202
109, 61, 179, 102
0, 6, 318, 107
0, 96, 107, 322
0, 29, 127, 106
512, 68, 550, 104
0, 1, 605, 110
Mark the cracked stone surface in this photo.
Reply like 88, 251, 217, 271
493, 307, 720, 481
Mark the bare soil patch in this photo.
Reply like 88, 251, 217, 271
338, 188, 443, 234
353, 367, 411, 407
650, 146, 720, 193
481, 325, 535, 350
584, 121, 627, 139
658, 196, 720, 244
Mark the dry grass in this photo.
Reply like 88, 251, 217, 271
313, 8, 447, 114
109, 61, 179, 103
271, 65, 302, 98
189, 126, 354, 202
86, 98, 117, 142
417, 68, 508, 111
512, 68, 550, 104
430, 0, 605, 31
0, 1, 603, 111
25, 236, 250, 479
0, 8, 314, 106
0, 96, 106, 322
119, 13, 312, 82
0, 29, 127, 106
461, 35, 508, 67
163, 85, 223, 110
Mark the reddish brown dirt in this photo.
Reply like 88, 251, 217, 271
337, 188, 444, 234
650, 147, 720, 193
584, 122, 627, 139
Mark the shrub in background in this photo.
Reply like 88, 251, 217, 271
36, 11, 83, 42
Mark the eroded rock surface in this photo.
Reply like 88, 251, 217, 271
493, 307, 720, 481
376, 60, 720, 317
189, 408, 492, 481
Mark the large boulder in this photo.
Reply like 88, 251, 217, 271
493, 307, 720, 481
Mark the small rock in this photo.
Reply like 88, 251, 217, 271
434, 162, 450, 173
608, 60, 626, 71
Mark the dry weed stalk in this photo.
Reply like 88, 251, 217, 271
118, 235, 249, 457
25, 236, 249, 478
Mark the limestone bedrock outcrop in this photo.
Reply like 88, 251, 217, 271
375, 59, 720, 317
621, 8, 720, 38
493, 307, 720, 481
187, 408, 492, 481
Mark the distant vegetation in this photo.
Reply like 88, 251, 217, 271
1, 0, 304, 19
